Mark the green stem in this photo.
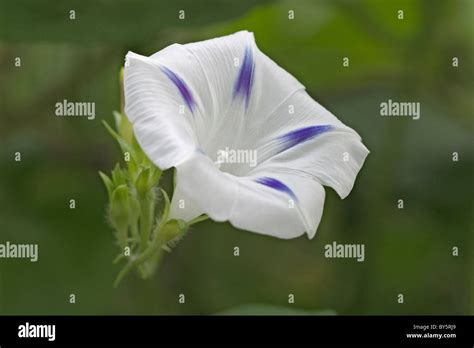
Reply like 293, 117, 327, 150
188, 214, 208, 225
113, 253, 125, 264
139, 197, 154, 249
114, 211, 205, 286
114, 216, 178, 286
114, 230, 167, 287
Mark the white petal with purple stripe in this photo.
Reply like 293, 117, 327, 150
124, 31, 369, 239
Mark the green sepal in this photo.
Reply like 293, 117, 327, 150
102, 119, 134, 157
111, 164, 126, 187
161, 219, 188, 243
99, 171, 114, 199
113, 110, 134, 145
159, 188, 171, 223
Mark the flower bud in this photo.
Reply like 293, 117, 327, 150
135, 167, 151, 199
110, 184, 130, 231
161, 219, 188, 243
111, 164, 127, 187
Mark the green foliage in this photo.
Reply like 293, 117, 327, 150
100, 109, 190, 286
100, 106, 208, 286
0, 0, 273, 45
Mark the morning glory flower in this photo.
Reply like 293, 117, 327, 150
123, 31, 369, 240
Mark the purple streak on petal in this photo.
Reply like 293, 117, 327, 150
255, 176, 297, 201
233, 47, 254, 109
161, 66, 195, 113
277, 125, 333, 153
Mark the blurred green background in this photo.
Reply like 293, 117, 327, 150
0, 0, 472, 315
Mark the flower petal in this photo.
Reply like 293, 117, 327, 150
254, 176, 297, 202
170, 151, 326, 239
249, 90, 369, 199
124, 51, 201, 170
233, 46, 255, 108
159, 66, 196, 113
125, 31, 305, 169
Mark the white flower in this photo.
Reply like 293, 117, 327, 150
124, 31, 369, 239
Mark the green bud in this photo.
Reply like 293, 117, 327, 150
135, 167, 151, 199
150, 167, 162, 186
161, 219, 188, 243
110, 184, 130, 231
111, 164, 127, 187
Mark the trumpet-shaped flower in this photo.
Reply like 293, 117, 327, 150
124, 31, 369, 239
